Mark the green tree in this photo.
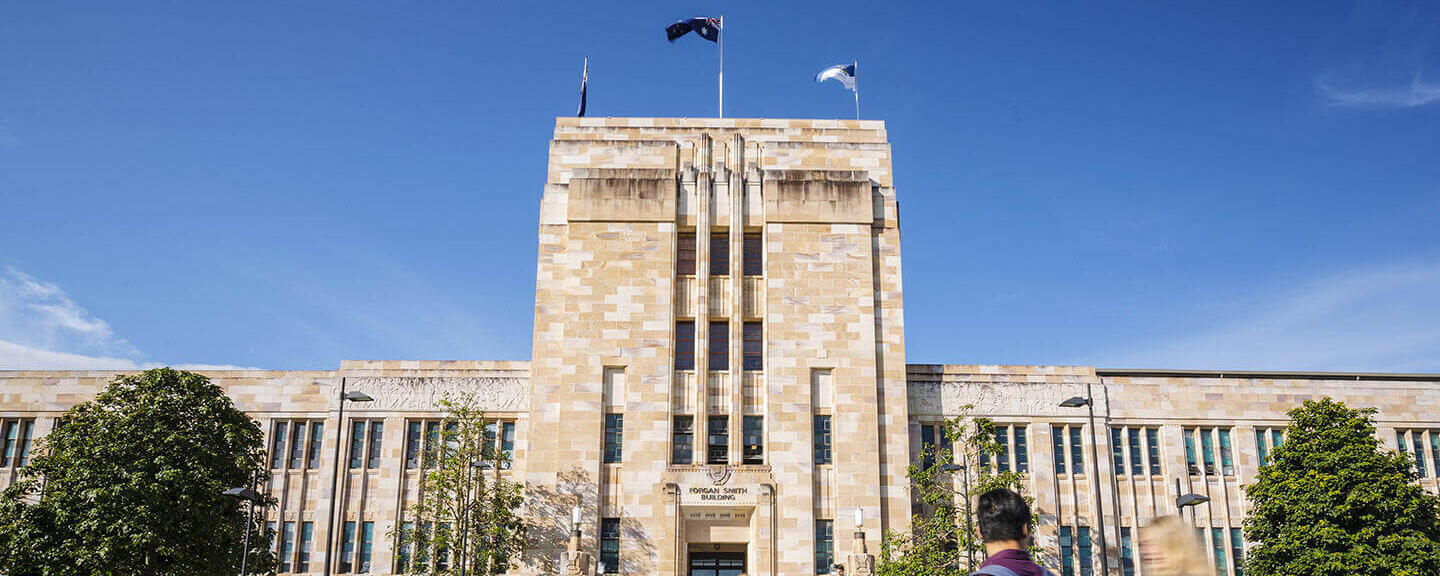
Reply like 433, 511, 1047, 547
395, 393, 526, 576
878, 406, 1036, 576
0, 367, 275, 576
1244, 397, 1440, 576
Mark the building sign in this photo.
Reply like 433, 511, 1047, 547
680, 484, 756, 506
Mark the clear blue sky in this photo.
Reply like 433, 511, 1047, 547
2, 1, 1438, 372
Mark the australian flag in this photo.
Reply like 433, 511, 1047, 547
666, 17, 721, 43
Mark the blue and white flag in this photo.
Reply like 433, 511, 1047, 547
666, 17, 722, 43
816, 63, 857, 91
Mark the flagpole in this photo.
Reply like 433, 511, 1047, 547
853, 60, 860, 120
718, 15, 725, 118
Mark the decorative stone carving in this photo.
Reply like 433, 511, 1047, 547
342, 377, 527, 412
907, 381, 1100, 417
847, 531, 874, 576
558, 525, 595, 576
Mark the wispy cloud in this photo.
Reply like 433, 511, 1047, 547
1095, 259, 1440, 373
1317, 75, 1440, 108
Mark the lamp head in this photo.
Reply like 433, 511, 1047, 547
343, 391, 374, 402
1176, 493, 1210, 508
1059, 396, 1088, 408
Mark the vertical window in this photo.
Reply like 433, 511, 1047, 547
1271, 429, 1284, 449
815, 520, 835, 574
1407, 431, 1427, 478
308, 422, 324, 469
604, 414, 624, 463
1119, 527, 1135, 576
435, 523, 451, 571
297, 521, 314, 572
710, 231, 729, 276
709, 321, 729, 370
922, 425, 938, 470
600, 518, 620, 573
423, 422, 440, 468
405, 422, 423, 469
814, 415, 833, 465
1078, 526, 1093, 576
280, 521, 295, 572
16, 421, 31, 467
349, 422, 366, 469
1219, 428, 1234, 476
1128, 428, 1142, 476
398, 522, 415, 573
1070, 426, 1085, 474
416, 522, 433, 569
1211, 528, 1226, 576
996, 427, 1011, 473
673, 416, 694, 464
339, 521, 356, 572
743, 233, 762, 276
1147, 428, 1161, 475
1185, 428, 1199, 475
678, 232, 697, 275
290, 422, 307, 469
1430, 431, 1440, 477
743, 416, 764, 464
1255, 429, 1269, 467
1, 421, 16, 466
359, 521, 374, 573
498, 421, 516, 468
1054, 428, 1068, 474
1015, 426, 1029, 473
675, 321, 696, 370
1230, 528, 1245, 576
1200, 428, 1217, 475
1111, 428, 1125, 475
742, 322, 763, 370
1059, 526, 1075, 576
267, 521, 278, 554
367, 422, 384, 469
271, 422, 288, 469
708, 416, 729, 465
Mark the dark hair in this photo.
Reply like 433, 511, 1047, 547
976, 488, 1031, 543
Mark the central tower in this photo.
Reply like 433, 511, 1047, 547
527, 118, 908, 576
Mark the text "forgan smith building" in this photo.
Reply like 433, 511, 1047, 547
2, 118, 1438, 576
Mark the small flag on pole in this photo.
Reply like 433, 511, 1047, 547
666, 17, 721, 43
577, 57, 588, 117
816, 62, 860, 120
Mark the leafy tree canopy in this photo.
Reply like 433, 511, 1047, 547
1244, 397, 1440, 576
0, 368, 274, 576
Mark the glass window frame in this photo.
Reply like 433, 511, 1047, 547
675, 321, 696, 370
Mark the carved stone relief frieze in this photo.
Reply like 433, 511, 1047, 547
338, 377, 528, 412
907, 380, 1100, 418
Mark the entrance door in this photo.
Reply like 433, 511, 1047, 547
689, 552, 745, 576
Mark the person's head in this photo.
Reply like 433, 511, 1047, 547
1139, 516, 1208, 576
976, 488, 1031, 544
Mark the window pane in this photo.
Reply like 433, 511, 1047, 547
359, 521, 374, 573
289, 422, 307, 469
1230, 528, 1245, 576
1015, 426, 1029, 473
709, 322, 729, 370
1219, 428, 1234, 476
673, 416, 694, 464
678, 233, 697, 275
922, 425, 938, 470
308, 422, 324, 469
605, 414, 624, 464
1078, 526, 1093, 576
996, 427, 1011, 473
743, 416, 763, 464
298, 521, 314, 572
742, 322, 762, 371
18, 421, 32, 467
1412, 432, 1427, 478
349, 421, 365, 469
1211, 528, 1226, 576
743, 233, 762, 276
271, 422, 288, 470
708, 416, 729, 465
405, 421, 422, 469
1201, 428, 1216, 475
675, 321, 696, 370
1111, 428, 1125, 475
815, 520, 834, 574
423, 422, 440, 468
1060, 526, 1074, 576
814, 415, 833, 465
340, 521, 356, 573
1431, 431, 1440, 477
1271, 429, 1284, 449
367, 421, 384, 469
1185, 428, 1199, 475
710, 232, 729, 276
1120, 527, 1134, 576
280, 521, 295, 573
398, 522, 414, 573
1147, 428, 1161, 475
1128, 428, 1142, 476
1054, 427, 1067, 474
1, 421, 16, 465
1070, 426, 1085, 474
600, 518, 620, 573
501, 421, 516, 469
1255, 429, 1269, 468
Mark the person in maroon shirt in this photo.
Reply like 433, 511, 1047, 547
971, 488, 1057, 576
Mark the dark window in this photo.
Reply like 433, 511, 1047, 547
280, 521, 295, 572
1128, 428, 1142, 475
1, 421, 17, 466
308, 422, 324, 469
290, 422, 307, 469
423, 421, 440, 468
1111, 428, 1125, 475
405, 421, 423, 469
1069, 426, 1085, 474
482, 421, 517, 469
435, 523, 451, 571
1230, 528, 1245, 576
604, 414, 624, 463
1015, 426, 1029, 473
921, 424, 938, 470
298, 521, 314, 572
1200, 428, 1217, 475
1211, 528, 1226, 576
710, 231, 729, 276
340, 521, 356, 572
16, 421, 30, 467
743, 416, 763, 464
367, 421, 384, 469
709, 321, 729, 370
1119, 527, 1134, 576
349, 421, 365, 469
1430, 431, 1440, 477
600, 518, 620, 573
815, 520, 835, 574
1219, 428, 1234, 476
397, 522, 415, 573
814, 415, 833, 465
708, 416, 729, 465
1255, 429, 1269, 468
1078, 526, 1093, 576
996, 427, 1011, 473
675, 321, 696, 370
1185, 428, 1199, 475
743, 233, 762, 276
1146, 428, 1161, 475
742, 322, 762, 370
673, 416, 694, 464
678, 233, 697, 275
1272, 429, 1284, 449
359, 521, 375, 573
1054, 428, 1067, 474
271, 422, 288, 470
1059, 526, 1074, 576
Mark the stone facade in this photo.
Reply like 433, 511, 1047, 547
0, 118, 1437, 576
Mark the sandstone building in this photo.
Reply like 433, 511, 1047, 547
2, 118, 1438, 576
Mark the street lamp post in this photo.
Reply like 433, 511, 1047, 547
1174, 478, 1210, 523
1061, 385, 1111, 576
223, 486, 264, 576
322, 379, 373, 575
941, 463, 974, 569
